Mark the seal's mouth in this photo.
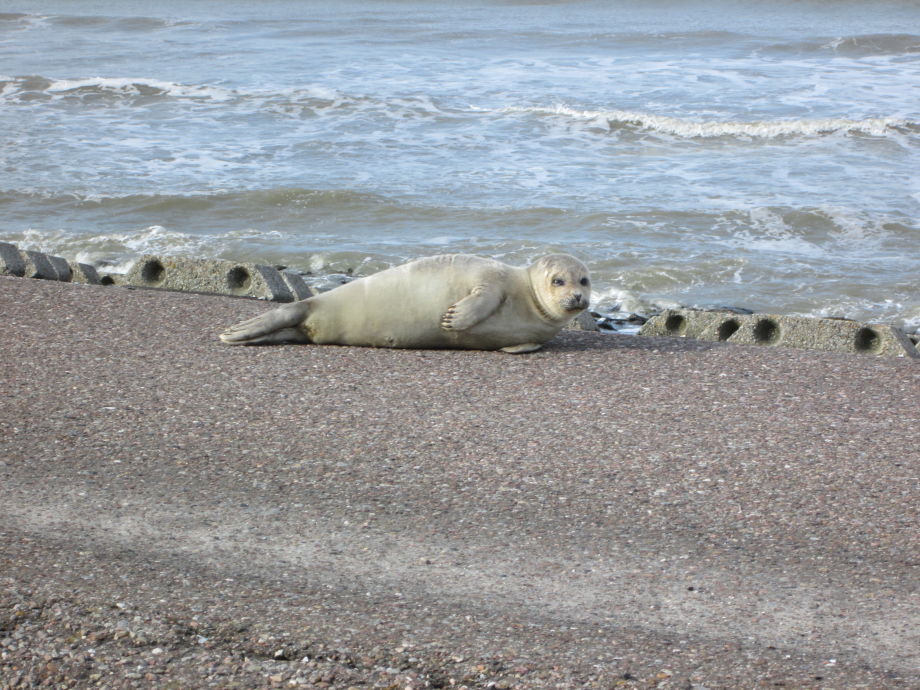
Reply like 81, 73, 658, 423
563, 296, 588, 312
534, 290, 588, 321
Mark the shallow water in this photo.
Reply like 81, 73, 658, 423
2, 1, 918, 328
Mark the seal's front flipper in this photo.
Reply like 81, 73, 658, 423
499, 343, 543, 354
220, 300, 311, 345
440, 285, 503, 331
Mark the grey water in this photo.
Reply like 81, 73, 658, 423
2, 1, 919, 329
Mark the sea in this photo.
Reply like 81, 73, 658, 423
2, 0, 919, 331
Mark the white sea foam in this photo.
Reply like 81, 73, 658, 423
900, 312, 920, 335
714, 208, 833, 259
501, 105, 914, 139
0, 12, 47, 30
815, 206, 878, 245
308, 254, 328, 273
796, 298, 920, 334
0, 75, 236, 104
822, 33, 920, 56
591, 286, 681, 316
11, 225, 289, 270
49, 76, 235, 101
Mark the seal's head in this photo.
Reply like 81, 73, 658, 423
528, 254, 591, 321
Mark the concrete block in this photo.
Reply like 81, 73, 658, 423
0, 241, 25, 276
566, 310, 599, 331
639, 309, 732, 340
732, 314, 918, 358
640, 309, 918, 359
125, 255, 295, 302
280, 269, 315, 301
46, 254, 73, 282
68, 261, 101, 284
99, 273, 126, 286
21, 250, 60, 280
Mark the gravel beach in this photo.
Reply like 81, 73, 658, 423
1, 276, 918, 689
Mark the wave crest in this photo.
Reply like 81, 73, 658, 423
0, 75, 235, 105
0, 74, 448, 123
503, 105, 917, 139
765, 33, 920, 57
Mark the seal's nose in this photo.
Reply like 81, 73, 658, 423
566, 293, 586, 310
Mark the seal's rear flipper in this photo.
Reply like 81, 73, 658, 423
219, 301, 311, 345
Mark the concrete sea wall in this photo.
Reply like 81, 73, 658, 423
640, 308, 918, 359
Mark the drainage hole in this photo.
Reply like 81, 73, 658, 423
140, 259, 165, 285
664, 313, 687, 335
227, 266, 252, 292
753, 318, 780, 345
854, 326, 881, 353
717, 318, 740, 341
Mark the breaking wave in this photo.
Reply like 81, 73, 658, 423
0, 74, 449, 122
502, 105, 918, 140
0, 75, 236, 105
764, 33, 920, 57
5, 74, 915, 143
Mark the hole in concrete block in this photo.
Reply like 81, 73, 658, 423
854, 326, 882, 353
226, 266, 252, 293
140, 258, 166, 286
664, 313, 687, 336
717, 318, 740, 341
753, 318, 780, 345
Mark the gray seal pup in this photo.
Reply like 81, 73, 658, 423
219, 253, 590, 353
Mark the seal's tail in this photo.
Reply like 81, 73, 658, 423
219, 300, 311, 345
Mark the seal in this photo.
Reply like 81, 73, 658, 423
219, 253, 590, 353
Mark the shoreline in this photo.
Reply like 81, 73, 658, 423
3, 242, 919, 355
1, 275, 918, 688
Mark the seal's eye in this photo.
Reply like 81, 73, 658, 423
580, 277, 589, 286
552, 277, 565, 286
